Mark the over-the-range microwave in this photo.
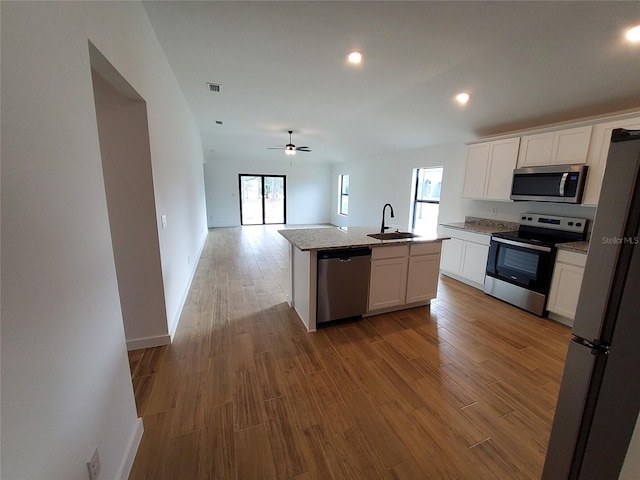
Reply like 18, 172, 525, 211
510, 164, 588, 203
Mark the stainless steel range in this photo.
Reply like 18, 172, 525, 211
484, 213, 587, 316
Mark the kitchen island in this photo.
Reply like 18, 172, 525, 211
278, 226, 447, 331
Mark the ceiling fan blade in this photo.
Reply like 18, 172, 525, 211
297, 147, 311, 152
267, 147, 285, 150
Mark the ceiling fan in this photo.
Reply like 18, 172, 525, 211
268, 130, 311, 156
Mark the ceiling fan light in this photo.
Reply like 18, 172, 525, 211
285, 146, 296, 155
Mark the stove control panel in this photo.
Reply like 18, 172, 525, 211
520, 213, 587, 235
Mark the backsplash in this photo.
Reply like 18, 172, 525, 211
464, 216, 519, 231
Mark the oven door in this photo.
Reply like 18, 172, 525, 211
486, 237, 556, 295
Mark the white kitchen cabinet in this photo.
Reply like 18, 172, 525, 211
460, 241, 490, 286
582, 116, 640, 206
368, 242, 442, 312
439, 227, 490, 289
548, 249, 587, 325
518, 126, 592, 167
463, 138, 520, 201
406, 242, 442, 304
462, 143, 490, 199
368, 245, 409, 311
440, 238, 463, 274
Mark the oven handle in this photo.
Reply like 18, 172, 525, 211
491, 236, 553, 252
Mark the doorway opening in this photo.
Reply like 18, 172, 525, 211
239, 174, 286, 225
89, 42, 169, 352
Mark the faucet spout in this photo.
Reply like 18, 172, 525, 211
380, 203, 395, 233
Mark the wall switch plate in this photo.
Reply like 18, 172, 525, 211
87, 448, 100, 480
161, 214, 167, 229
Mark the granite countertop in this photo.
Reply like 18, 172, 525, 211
556, 240, 589, 253
440, 216, 519, 235
278, 226, 448, 251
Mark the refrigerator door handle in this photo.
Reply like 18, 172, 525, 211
573, 336, 611, 356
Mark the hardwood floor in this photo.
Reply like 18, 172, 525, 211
128, 225, 571, 479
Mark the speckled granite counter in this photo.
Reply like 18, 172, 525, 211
556, 240, 589, 253
440, 217, 519, 235
278, 226, 447, 251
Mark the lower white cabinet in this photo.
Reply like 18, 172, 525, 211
406, 243, 442, 303
368, 242, 441, 312
440, 228, 490, 289
368, 246, 409, 311
547, 249, 587, 325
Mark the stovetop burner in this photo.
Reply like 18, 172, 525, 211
491, 213, 588, 247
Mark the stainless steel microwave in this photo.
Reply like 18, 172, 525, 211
510, 164, 588, 203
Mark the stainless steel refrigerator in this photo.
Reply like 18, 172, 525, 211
543, 128, 640, 479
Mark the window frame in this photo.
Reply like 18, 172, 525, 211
411, 167, 443, 231
338, 174, 349, 216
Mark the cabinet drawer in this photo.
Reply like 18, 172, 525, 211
371, 244, 409, 260
556, 249, 587, 267
410, 242, 442, 256
440, 227, 491, 246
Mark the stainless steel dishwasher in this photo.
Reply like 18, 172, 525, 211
316, 247, 371, 324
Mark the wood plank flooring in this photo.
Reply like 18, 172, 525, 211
128, 225, 571, 479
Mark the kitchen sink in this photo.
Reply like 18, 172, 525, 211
367, 232, 419, 240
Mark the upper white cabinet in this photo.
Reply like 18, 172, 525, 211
462, 138, 520, 201
582, 116, 640, 206
517, 126, 593, 167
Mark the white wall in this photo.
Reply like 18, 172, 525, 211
205, 157, 332, 227
328, 141, 598, 234
1, 2, 207, 479
330, 143, 473, 230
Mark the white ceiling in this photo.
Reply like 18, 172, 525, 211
142, 1, 640, 165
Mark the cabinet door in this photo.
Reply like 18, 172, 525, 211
406, 254, 440, 304
551, 125, 592, 165
484, 138, 520, 200
440, 238, 463, 275
368, 257, 408, 311
582, 117, 640, 206
518, 132, 555, 167
548, 262, 585, 321
462, 144, 490, 199
460, 242, 489, 286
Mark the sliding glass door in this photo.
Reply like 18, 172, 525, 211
239, 175, 286, 225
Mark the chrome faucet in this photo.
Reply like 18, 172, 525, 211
380, 203, 395, 233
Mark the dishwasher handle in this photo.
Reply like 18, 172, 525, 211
317, 247, 371, 261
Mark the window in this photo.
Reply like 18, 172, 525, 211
411, 167, 443, 234
339, 174, 349, 215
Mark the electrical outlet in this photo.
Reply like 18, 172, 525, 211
87, 448, 100, 480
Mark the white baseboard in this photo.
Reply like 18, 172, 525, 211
117, 417, 144, 480
168, 232, 207, 340
126, 334, 171, 351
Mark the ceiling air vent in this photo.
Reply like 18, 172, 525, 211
207, 82, 221, 93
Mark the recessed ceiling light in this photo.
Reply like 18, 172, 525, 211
625, 24, 640, 43
347, 51, 362, 64
455, 92, 470, 105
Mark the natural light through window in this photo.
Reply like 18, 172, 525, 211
412, 167, 443, 235
339, 174, 349, 215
